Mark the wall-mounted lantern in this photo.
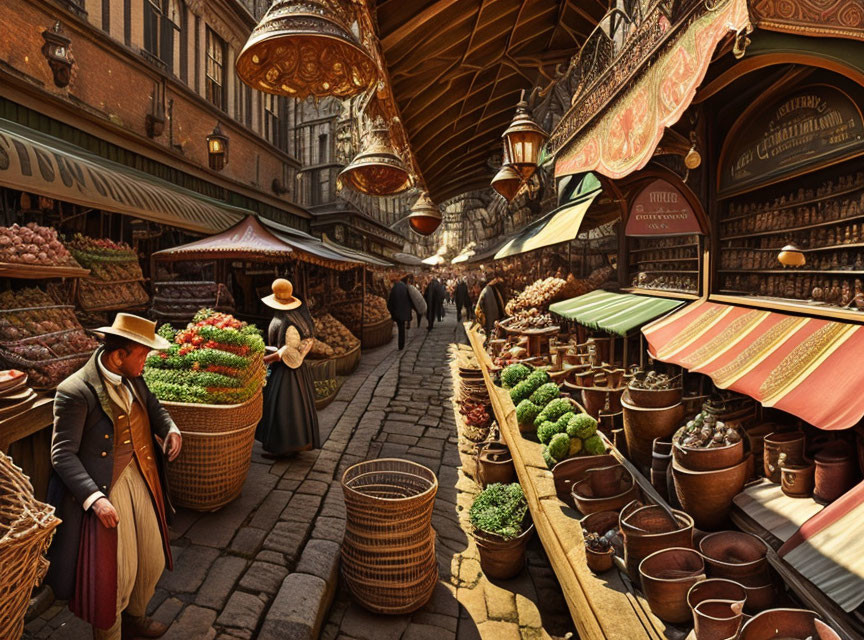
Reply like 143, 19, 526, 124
207, 123, 229, 171
41, 21, 73, 88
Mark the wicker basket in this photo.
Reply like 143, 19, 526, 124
361, 318, 394, 350
307, 358, 337, 382
0, 451, 60, 640
341, 459, 438, 615
333, 344, 361, 376
163, 389, 263, 512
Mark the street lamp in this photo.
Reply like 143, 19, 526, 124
207, 123, 229, 171
502, 90, 547, 180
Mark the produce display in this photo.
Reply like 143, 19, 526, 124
629, 371, 678, 390
460, 402, 491, 431
469, 482, 528, 541
0, 287, 98, 388
312, 313, 360, 356
505, 277, 567, 315
151, 281, 235, 321
330, 294, 390, 326
314, 378, 339, 400
144, 309, 265, 405
308, 338, 336, 359
68, 235, 149, 311
676, 411, 741, 448
0, 223, 81, 267
503, 309, 554, 331
508, 369, 551, 404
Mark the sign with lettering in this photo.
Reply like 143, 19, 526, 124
720, 85, 864, 195
626, 179, 702, 236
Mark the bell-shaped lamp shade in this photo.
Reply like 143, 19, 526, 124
236, 0, 377, 100
491, 164, 522, 202
502, 93, 548, 180
338, 125, 411, 196
407, 192, 441, 236
778, 244, 806, 267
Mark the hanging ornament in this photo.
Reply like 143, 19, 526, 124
502, 90, 548, 180
338, 120, 411, 195
407, 192, 441, 236
491, 146, 522, 202
236, 0, 378, 100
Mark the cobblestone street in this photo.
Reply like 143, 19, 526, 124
25, 310, 573, 640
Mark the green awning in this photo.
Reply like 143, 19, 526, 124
549, 290, 685, 336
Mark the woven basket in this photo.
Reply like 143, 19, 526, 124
0, 452, 60, 640
163, 389, 263, 512
333, 344, 361, 376
341, 459, 439, 615
361, 318, 394, 350
307, 358, 337, 382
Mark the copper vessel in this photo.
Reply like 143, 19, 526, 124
236, 0, 377, 100
763, 431, 805, 483
814, 444, 858, 503
781, 461, 815, 498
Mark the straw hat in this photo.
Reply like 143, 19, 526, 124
95, 313, 171, 350
262, 278, 302, 310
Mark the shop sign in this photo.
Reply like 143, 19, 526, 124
626, 179, 702, 236
720, 85, 864, 195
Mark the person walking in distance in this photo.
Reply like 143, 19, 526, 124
454, 277, 473, 323
47, 313, 182, 640
424, 275, 445, 331
406, 274, 427, 330
387, 274, 414, 350
475, 274, 506, 338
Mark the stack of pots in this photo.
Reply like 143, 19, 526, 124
619, 500, 694, 589
739, 608, 841, 639
672, 424, 750, 530
621, 385, 683, 474
698, 531, 775, 614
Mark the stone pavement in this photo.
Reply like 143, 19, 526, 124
25, 309, 573, 640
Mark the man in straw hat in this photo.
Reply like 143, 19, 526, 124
46, 313, 182, 640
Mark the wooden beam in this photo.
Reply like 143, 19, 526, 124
380, 0, 466, 49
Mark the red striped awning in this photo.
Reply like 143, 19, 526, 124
642, 300, 864, 430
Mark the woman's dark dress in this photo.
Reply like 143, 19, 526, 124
256, 306, 321, 454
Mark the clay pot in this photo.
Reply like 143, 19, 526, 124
627, 385, 683, 409
651, 438, 673, 500
739, 580, 777, 613
781, 462, 815, 498
698, 531, 769, 583
581, 387, 608, 418
605, 368, 626, 388
552, 454, 617, 505
814, 444, 858, 503
672, 427, 745, 472
739, 608, 841, 640
581, 510, 620, 538
639, 547, 706, 624
473, 523, 535, 580
621, 393, 684, 471
572, 469, 639, 515
687, 579, 747, 640
476, 441, 515, 488
672, 456, 749, 530
763, 432, 805, 483
619, 501, 694, 588
585, 545, 615, 573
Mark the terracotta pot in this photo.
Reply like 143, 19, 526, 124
621, 393, 684, 471
586, 465, 627, 497
585, 546, 616, 573
619, 501, 694, 588
739, 608, 841, 640
476, 442, 515, 488
572, 472, 639, 515
672, 456, 749, 530
814, 444, 858, 503
781, 462, 815, 498
581, 510, 620, 537
606, 387, 624, 414
551, 454, 617, 505
698, 531, 769, 582
651, 438, 673, 500
639, 547, 706, 624
598, 410, 623, 432
627, 385, 683, 409
605, 368, 626, 388
473, 523, 535, 580
672, 427, 745, 472
581, 387, 608, 418
739, 580, 777, 613
763, 432, 805, 483
687, 579, 747, 640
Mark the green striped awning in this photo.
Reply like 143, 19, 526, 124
548, 290, 685, 336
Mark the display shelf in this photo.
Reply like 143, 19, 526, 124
629, 257, 699, 264
633, 270, 699, 274
628, 242, 699, 254
0, 263, 90, 279
718, 269, 864, 275
721, 241, 864, 254
622, 287, 701, 300
709, 294, 864, 323
0, 395, 53, 451
721, 182, 864, 219
721, 210, 864, 240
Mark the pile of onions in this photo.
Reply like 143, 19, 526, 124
0, 223, 79, 266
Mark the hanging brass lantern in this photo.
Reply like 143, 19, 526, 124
236, 0, 377, 100
502, 91, 548, 180
407, 192, 441, 236
338, 122, 411, 196
491, 146, 522, 202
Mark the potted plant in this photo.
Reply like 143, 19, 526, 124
469, 483, 534, 579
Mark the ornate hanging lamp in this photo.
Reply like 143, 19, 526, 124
236, 0, 378, 100
490, 147, 522, 202
338, 121, 412, 196
407, 192, 441, 236
502, 90, 548, 180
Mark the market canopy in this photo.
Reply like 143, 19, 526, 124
643, 300, 864, 430
0, 117, 246, 234
549, 290, 684, 337
319, 234, 393, 267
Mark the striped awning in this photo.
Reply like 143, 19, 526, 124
549, 290, 684, 336
0, 118, 245, 234
643, 300, 864, 430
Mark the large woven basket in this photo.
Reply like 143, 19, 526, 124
361, 318, 394, 350
341, 459, 438, 615
0, 452, 60, 640
307, 357, 337, 382
163, 389, 263, 512
333, 344, 361, 376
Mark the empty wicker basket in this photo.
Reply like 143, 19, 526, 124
341, 458, 438, 614
163, 389, 263, 512
0, 451, 60, 640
